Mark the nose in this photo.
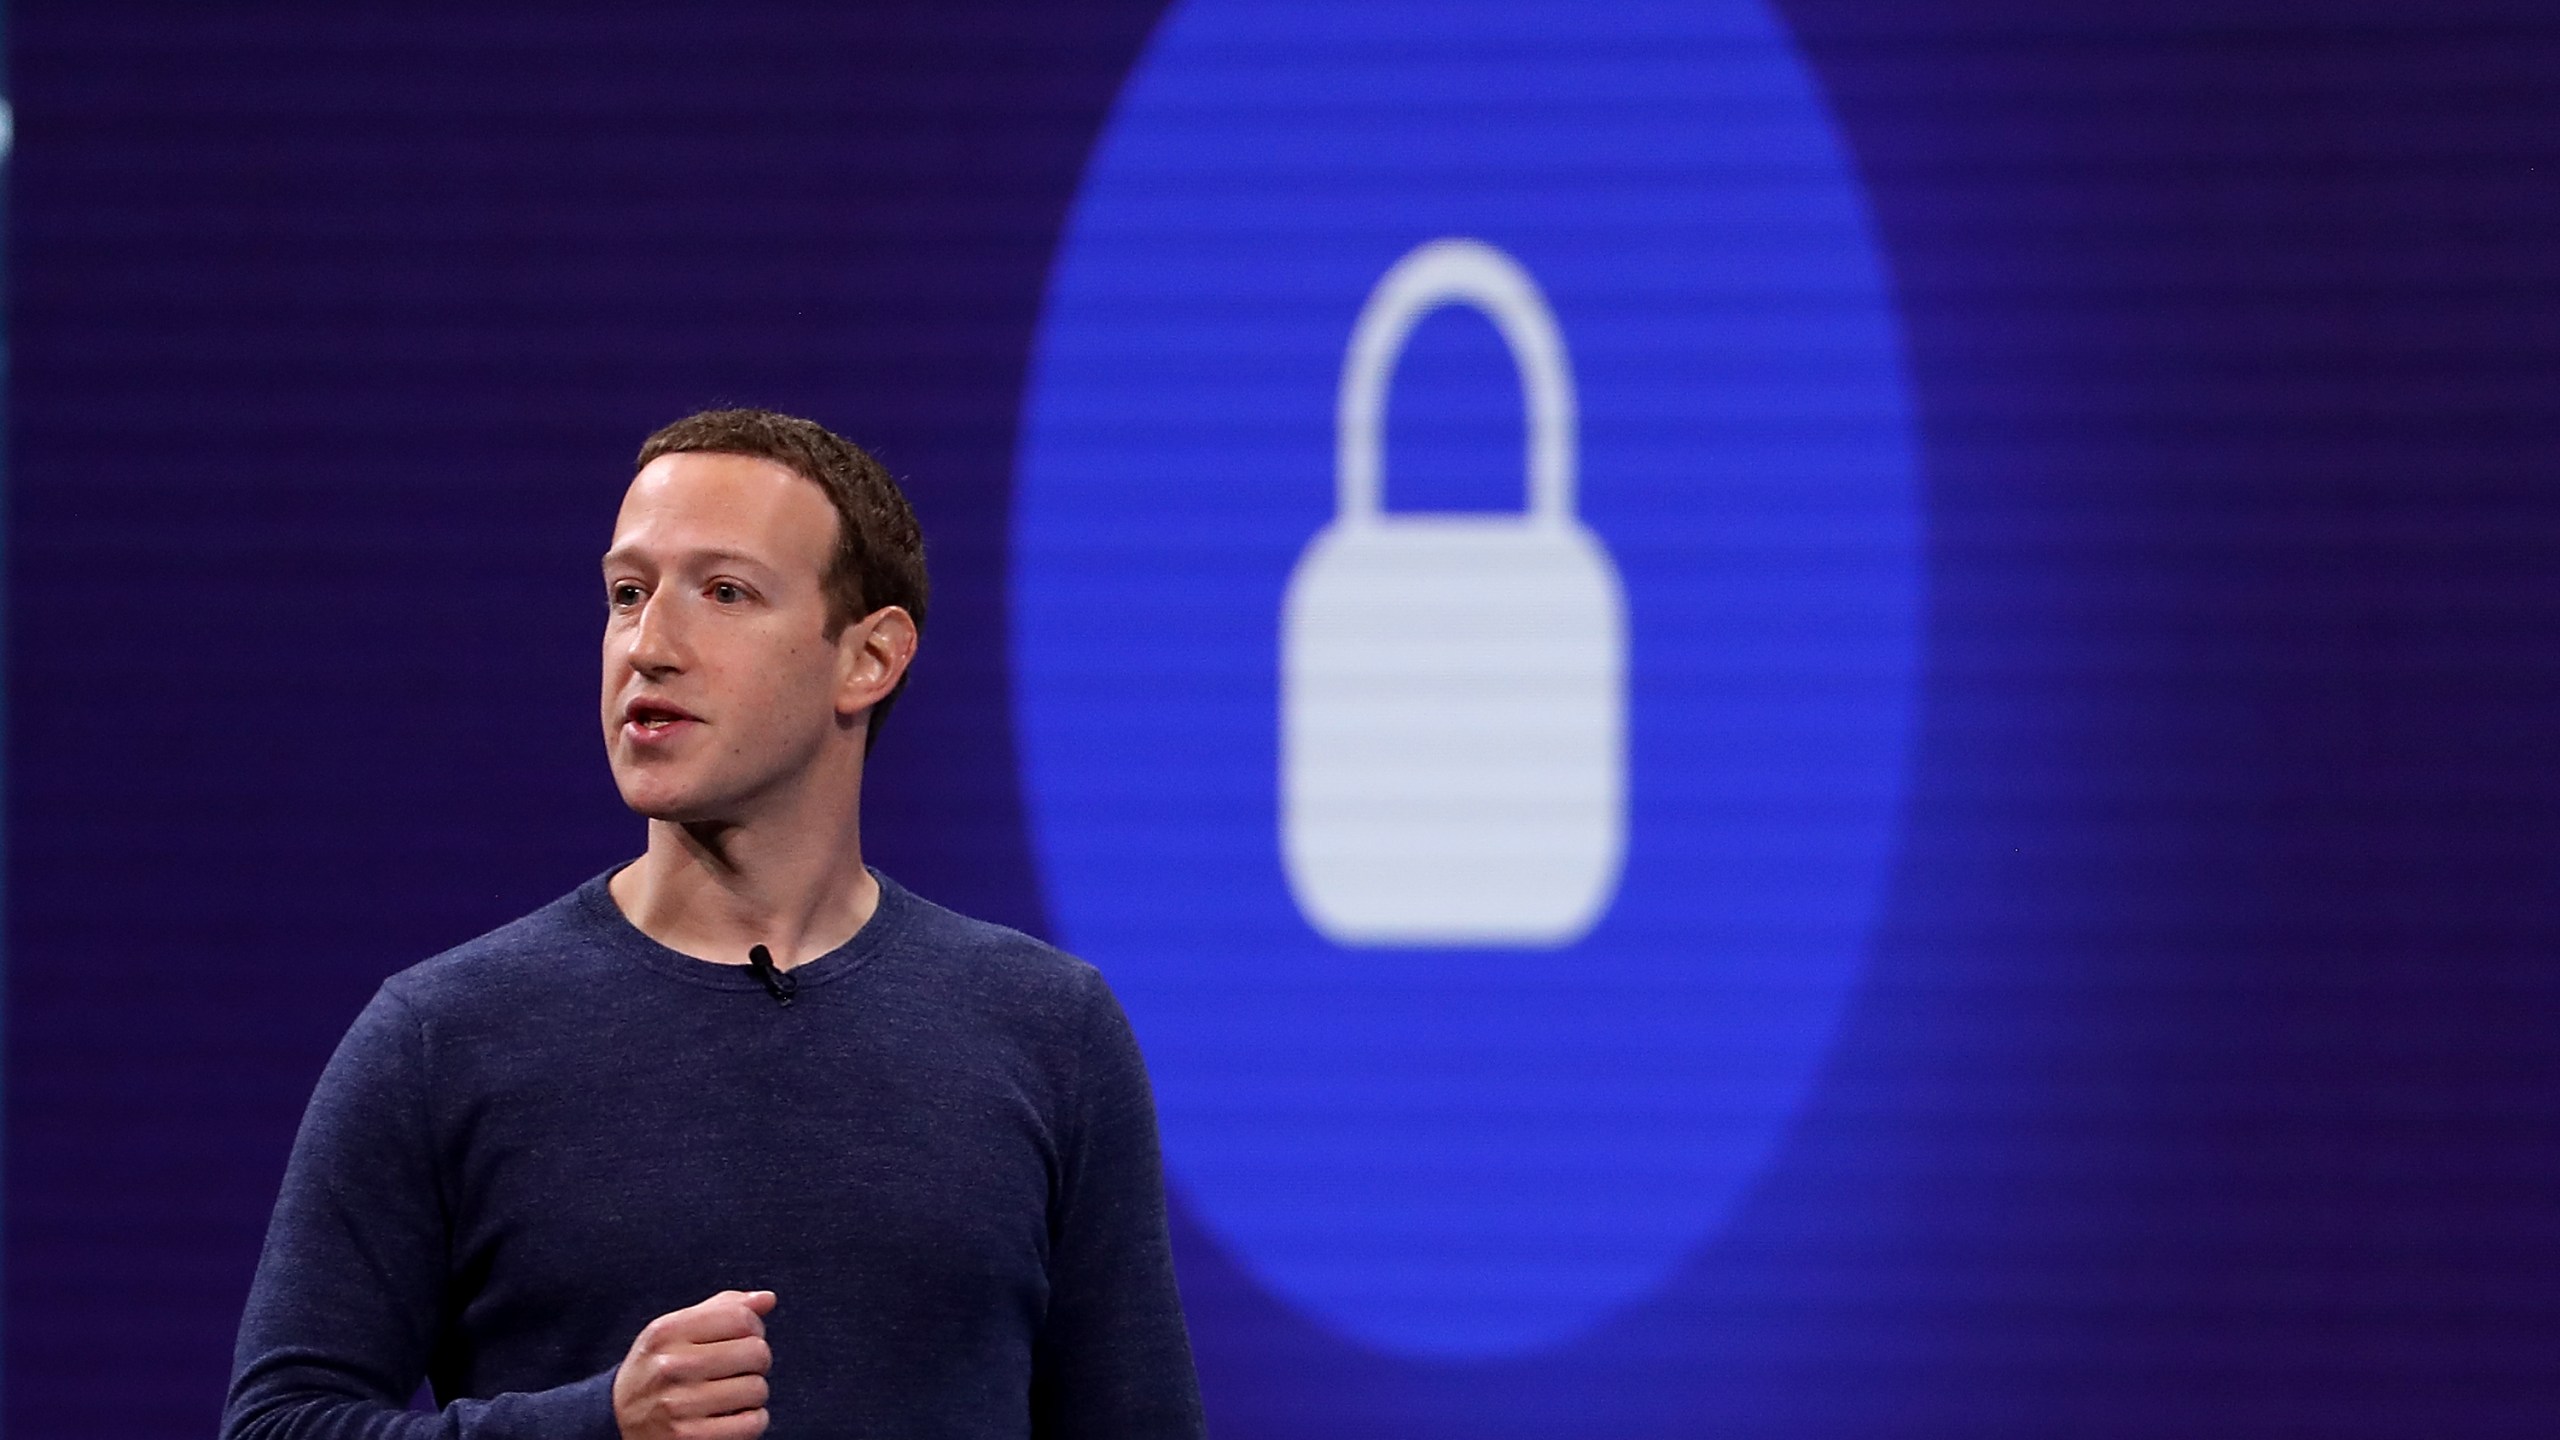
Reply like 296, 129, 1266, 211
623, 589, 687, 677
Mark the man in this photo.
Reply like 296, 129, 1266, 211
223, 410, 1205, 1439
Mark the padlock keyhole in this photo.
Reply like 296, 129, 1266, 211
1381, 305, 1528, 516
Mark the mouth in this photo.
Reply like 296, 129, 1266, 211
622, 698, 702, 734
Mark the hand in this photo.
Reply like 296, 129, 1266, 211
613, 1289, 777, 1440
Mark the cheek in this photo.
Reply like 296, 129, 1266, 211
734, 637, 841, 722
778, 634, 839, 690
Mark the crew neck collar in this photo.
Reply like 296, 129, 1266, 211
574, 865, 914, 992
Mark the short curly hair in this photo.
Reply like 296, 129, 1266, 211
636, 408, 929, 746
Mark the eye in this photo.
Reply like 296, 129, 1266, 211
609, 581, 645, 608
709, 581, 747, 604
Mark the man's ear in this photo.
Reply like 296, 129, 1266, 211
836, 605, 919, 719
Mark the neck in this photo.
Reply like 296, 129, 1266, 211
608, 783, 879, 971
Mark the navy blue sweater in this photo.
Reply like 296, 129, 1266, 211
224, 871, 1204, 1440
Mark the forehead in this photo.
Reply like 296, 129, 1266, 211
608, 451, 838, 571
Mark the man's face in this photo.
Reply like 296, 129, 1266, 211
601, 452, 858, 823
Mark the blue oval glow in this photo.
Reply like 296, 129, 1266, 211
1013, 0, 1920, 1358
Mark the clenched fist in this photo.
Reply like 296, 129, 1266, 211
613, 1289, 777, 1440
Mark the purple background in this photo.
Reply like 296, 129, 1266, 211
14, 1, 2560, 1435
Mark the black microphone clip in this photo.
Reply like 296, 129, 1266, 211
745, 944, 798, 1007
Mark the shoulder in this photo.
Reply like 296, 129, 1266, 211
872, 876, 1118, 1041
374, 878, 620, 1023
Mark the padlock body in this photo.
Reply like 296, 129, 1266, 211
1281, 516, 1627, 946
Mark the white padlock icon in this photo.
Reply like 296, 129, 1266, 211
1281, 238, 1629, 948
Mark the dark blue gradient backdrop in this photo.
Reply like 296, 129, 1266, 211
14, 3, 2560, 1436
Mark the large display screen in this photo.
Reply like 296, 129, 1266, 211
14, 2, 2560, 1435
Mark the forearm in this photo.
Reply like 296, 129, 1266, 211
224, 1364, 616, 1440
225, 988, 624, 1440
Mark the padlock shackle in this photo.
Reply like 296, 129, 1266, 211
1337, 238, 1579, 529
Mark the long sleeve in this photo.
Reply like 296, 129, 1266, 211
221, 986, 618, 1440
1028, 970, 1207, 1440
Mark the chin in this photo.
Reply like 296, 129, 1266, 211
611, 771, 721, 825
